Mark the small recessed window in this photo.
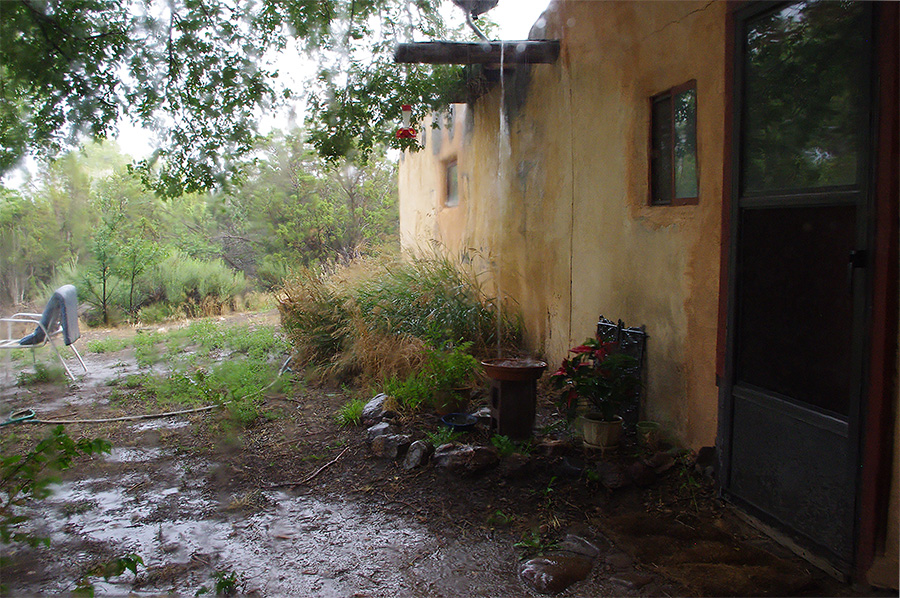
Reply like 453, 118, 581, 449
650, 81, 698, 206
445, 160, 459, 207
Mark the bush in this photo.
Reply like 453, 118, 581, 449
383, 344, 480, 413
137, 302, 180, 325
353, 253, 521, 357
153, 249, 248, 317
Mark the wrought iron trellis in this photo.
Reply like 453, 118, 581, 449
596, 315, 648, 429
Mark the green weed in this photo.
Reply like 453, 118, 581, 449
490, 435, 533, 457
16, 362, 67, 386
335, 398, 366, 427
84, 337, 129, 354
73, 553, 143, 596
133, 331, 161, 367
225, 324, 287, 359
195, 569, 243, 596
514, 529, 559, 556
425, 426, 464, 447
486, 509, 513, 527
186, 319, 226, 354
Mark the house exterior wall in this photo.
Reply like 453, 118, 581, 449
399, 0, 727, 448
397, 2, 897, 582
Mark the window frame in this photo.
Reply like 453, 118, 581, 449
649, 80, 699, 206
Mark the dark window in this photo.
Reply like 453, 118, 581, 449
445, 160, 459, 207
650, 82, 698, 205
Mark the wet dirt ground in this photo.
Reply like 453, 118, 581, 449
0, 312, 886, 596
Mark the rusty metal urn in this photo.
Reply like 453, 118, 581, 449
481, 358, 547, 441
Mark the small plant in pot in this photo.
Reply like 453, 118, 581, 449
550, 337, 640, 450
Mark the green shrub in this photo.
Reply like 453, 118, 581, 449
383, 344, 479, 413
277, 253, 526, 385
234, 291, 275, 312
137, 302, 180, 325
256, 255, 292, 290
153, 249, 247, 317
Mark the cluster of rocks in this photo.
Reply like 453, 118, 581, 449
362, 393, 501, 473
360, 393, 711, 491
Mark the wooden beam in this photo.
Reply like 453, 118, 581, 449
393, 40, 560, 65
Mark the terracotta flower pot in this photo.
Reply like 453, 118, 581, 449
581, 414, 623, 450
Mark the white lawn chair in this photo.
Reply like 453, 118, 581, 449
0, 284, 88, 381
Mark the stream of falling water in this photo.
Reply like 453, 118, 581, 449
496, 41, 509, 358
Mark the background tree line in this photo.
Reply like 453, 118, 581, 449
0, 132, 398, 325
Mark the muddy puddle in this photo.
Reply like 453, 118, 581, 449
12, 450, 527, 597
2, 336, 537, 597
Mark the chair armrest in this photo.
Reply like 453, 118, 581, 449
1, 317, 40, 326
1, 317, 51, 346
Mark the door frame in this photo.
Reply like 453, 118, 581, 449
717, 0, 890, 574
855, 1, 899, 580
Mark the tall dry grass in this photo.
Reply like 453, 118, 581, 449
276, 252, 523, 385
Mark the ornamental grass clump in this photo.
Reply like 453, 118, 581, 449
550, 338, 640, 422
352, 253, 522, 357
277, 269, 352, 366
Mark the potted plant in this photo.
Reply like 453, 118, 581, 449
550, 337, 640, 450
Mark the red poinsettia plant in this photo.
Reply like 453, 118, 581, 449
550, 337, 640, 422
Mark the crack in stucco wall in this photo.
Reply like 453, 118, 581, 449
639, 0, 716, 43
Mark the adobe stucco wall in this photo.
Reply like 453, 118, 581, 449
399, 0, 727, 448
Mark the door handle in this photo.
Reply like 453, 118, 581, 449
847, 249, 867, 293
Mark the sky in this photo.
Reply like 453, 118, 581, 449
472, 0, 552, 39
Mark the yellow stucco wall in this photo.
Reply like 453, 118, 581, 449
398, 0, 898, 582
400, 0, 727, 448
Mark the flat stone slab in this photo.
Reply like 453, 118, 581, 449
520, 554, 594, 594
432, 443, 499, 475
